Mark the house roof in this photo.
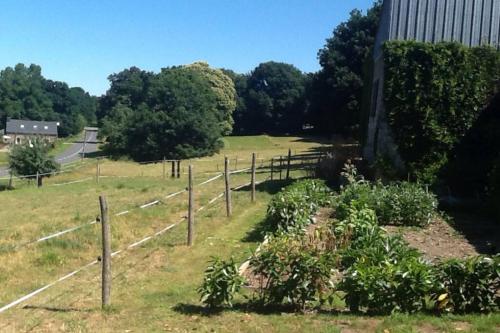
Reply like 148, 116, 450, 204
374, 0, 500, 59
6, 119, 58, 136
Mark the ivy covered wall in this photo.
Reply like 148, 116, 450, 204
383, 41, 500, 184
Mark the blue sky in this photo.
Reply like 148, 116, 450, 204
0, 0, 375, 96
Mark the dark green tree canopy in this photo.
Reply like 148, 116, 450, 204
99, 65, 225, 161
232, 61, 307, 134
0, 63, 97, 136
308, 1, 381, 136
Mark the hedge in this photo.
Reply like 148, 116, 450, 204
383, 41, 500, 184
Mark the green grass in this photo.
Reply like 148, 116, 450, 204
0, 151, 8, 166
0, 135, 497, 332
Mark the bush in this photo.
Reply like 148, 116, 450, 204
338, 255, 437, 314
197, 257, 245, 308
336, 181, 437, 227
266, 179, 332, 233
383, 41, 500, 184
250, 232, 337, 309
435, 255, 500, 313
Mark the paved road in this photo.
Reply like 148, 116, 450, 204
0, 130, 99, 177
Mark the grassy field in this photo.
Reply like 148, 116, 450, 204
0, 135, 498, 332
0, 151, 7, 166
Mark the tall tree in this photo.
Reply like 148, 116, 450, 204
238, 61, 307, 134
99, 66, 225, 161
184, 62, 237, 135
220, 69, 249, 135
308, 1, 382, 136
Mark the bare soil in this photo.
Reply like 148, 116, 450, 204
385, 218, 479, 262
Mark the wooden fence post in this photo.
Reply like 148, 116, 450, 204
36, 172, 40, 188
279, 156, 283, 180
187, 165, 194, 246
270, 158, 274, 180
251, 153, 256, 202
82, 129, 87, 161
8, 171, 13, 189
99, 195, 111, 308
224, 157, 232, 217
171, 161, 175, 178
162, 157, 166, 180
286, 148, 292, 180
177, 160, 181, 178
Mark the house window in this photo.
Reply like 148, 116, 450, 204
16, 137, 21, 144
20, 124, 25, 129
33, 125, 38, 129
44, 126, 48, 130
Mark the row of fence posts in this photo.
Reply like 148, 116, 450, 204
270, 148, 293, 181
97, 152, 258, 308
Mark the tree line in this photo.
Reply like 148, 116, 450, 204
0, 1, 382, 161
0, 64, 97, 136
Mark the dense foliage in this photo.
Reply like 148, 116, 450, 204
9, 138, 60, 185
250, 232, 336, 309
383, 41, 500, 183
197, 257, 245, 308
231, 62, 308, 134
308, 1, 381, 136
0, 64, 97, 136
266, 179, 332, 232
435, 256, 500, 313
99, 65, 232, 160
335, 180, 437, 227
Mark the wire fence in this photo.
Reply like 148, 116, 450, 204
0, 150, 325, 315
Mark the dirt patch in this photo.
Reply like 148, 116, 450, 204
385, 218, 479, 262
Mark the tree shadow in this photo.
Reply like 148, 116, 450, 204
173, 301, 356, 317
441, 207, 500, 255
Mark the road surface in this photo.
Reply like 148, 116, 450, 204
0, 130, 99, 177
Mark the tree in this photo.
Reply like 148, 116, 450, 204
308, 1, 382, 136
184, 62, 237, 135
99, 66, 224, 161
9, 138, 60, 187
237, 62, 307, 134
220, 69, 249, 135
0, 64, 54, 123
0, 63, 97, 136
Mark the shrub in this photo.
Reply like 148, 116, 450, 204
338, 255, 437, 314
336, 181, 437, 227
250, 232, 337, 309
266, 179, 332, 233
435, 255, 500, 313
197, 257, 245, 308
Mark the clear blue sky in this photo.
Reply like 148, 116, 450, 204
0, 0, 375, 96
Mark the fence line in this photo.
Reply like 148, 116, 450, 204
0, 175, 260, 314
9, 168, 242, 251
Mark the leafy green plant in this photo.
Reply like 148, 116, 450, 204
250, 233, 337, 309
197, 257, 245, 308
335, 180, 437, 227
435, 255, 500, 313
266, 179, 332, 233
338, 255, 437, 314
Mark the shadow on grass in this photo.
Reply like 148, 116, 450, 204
22, 305, 93, 313
173, 301, 357, 317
